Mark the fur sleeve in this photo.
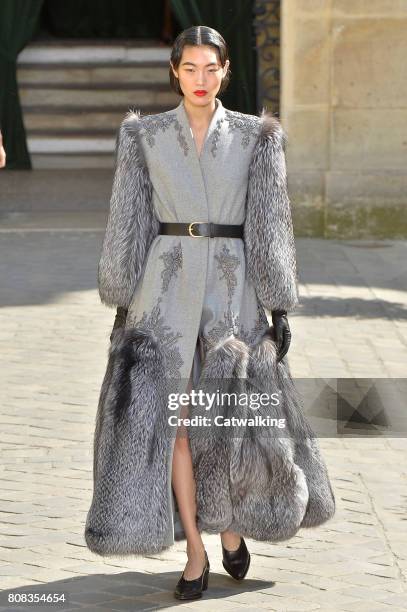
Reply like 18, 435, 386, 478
244, 111, 299, 313
98, 110, 160, 309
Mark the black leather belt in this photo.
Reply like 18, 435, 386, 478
159, 222, 243, 238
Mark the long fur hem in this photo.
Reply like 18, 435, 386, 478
85, 326, 173, 556
85, 325, 335, 556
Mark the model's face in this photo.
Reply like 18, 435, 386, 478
171, 45, 229, 105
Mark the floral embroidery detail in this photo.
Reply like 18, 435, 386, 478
214, 243, 240, 301
173, 118, 189, 156
209, 117, 225, 157
202, 243, 269, 352
128, 239, 185, 378
134, 297, 184, 379
239, 300, 269, 347
159, 242, 183, 293
140, 112, 189, 155
140, 112, 177, 147
203, 303, 239, 351
202, 300, 268, 355
224, 110, 260, 148
200, 243, 242, 351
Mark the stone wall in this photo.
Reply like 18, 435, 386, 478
280, 0, 407, 237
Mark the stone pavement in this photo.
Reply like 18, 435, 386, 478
0, 212, 406, 611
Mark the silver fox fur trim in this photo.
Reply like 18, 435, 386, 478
85, 326, 174, 556
85, 325, 335, 556
244, 110, 300, 312
98, 110, 160, 309
190, 333, 335, 542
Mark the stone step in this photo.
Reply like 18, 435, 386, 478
27, 135, 119, 169
16, 42, 174, 169
19, 86, 178, 108
18, 42, 171, 64
17, 63, 170, 86
21, 107, 167, 132
31, 153, 115, 170
27, 136, 115, 154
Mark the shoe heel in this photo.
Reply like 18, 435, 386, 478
202, 565, 209, 590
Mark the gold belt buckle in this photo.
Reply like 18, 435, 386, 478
188, 222, 207, 237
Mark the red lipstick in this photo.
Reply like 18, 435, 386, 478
194, 90, 207, 96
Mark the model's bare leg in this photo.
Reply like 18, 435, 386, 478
220, 528, 242, 551
171, 366, 206, 580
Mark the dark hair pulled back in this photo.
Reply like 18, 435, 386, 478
169, 25, 231, 96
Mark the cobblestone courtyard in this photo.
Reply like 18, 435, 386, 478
0, 213, 406, 611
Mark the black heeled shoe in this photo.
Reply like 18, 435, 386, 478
174, 549, 210, 600
222, 536, 251, 580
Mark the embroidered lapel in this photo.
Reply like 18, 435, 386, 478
175, 96, 226, 162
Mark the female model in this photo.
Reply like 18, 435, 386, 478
85, 25, 336, 602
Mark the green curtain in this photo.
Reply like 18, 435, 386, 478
0, 0, 44, 169
170, 0, 257, 114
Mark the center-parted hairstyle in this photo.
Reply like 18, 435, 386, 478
169, 25, 231, 96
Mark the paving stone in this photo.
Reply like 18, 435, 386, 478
1, 221, 407, 609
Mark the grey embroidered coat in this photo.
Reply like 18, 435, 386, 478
84, 96, 335, 556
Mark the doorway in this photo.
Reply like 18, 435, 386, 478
32, 0, 178, 44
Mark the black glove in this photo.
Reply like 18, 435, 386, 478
271, 309, 291, 362
110, 306, 128, 341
